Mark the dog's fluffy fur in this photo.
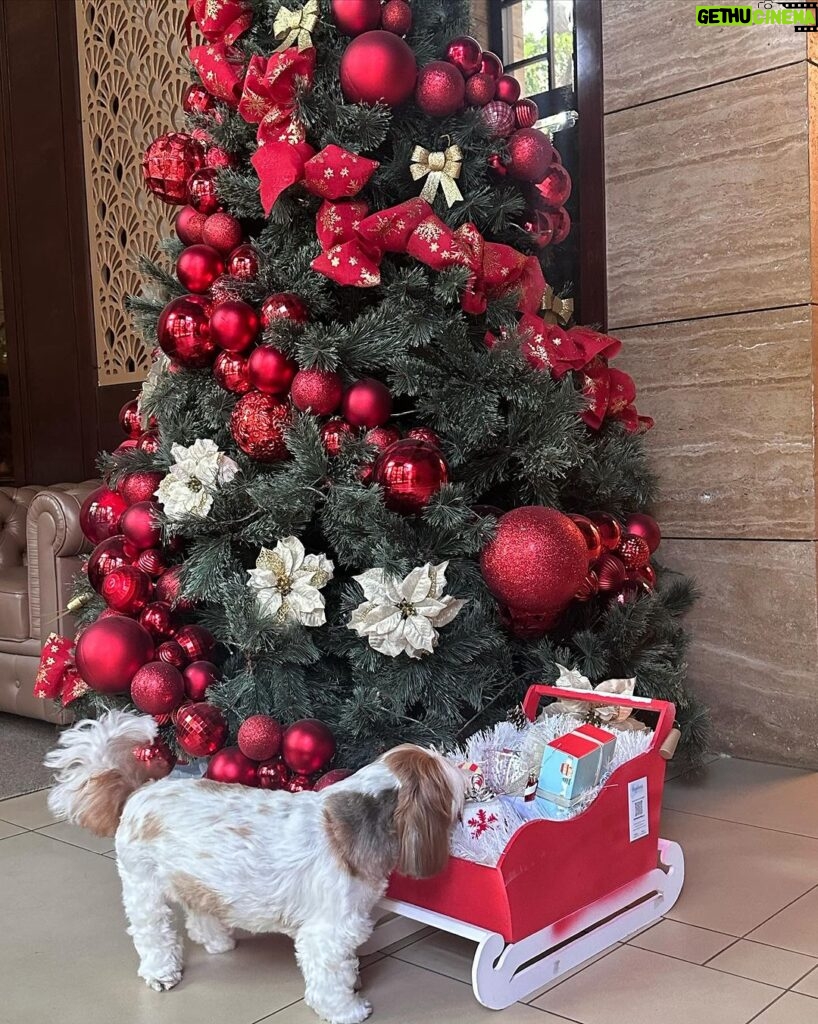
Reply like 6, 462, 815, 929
45, 711, 465, 1024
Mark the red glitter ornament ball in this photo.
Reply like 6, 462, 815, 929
157, 294, 216, 368
187, 167, 221, 214
183, 660, 220, 701
446, 35, 483, 77
381, 0, 412, 35
175, 702, 228, 757
80, 486, 128, 544
588, 512, 622, 552
290, 368, 344, 415
176, 244, 224, 293
256, 758, 290, 790
495, 74, 521, 105
175, 205, 207, 245
507, 128, 554, 181
623, 512, 661, 554
143, 132, 205, 204
537, 162, 572, 208
137, 431, 160, 455
248, 346, 298, 395
238, 715, 283, 762
282, 719, 336, 775
182, 83, 215, 116
568, 514, 604, 564
331, 0, 382, 35
75, 617, 154, 694
513, 97, 539, 129
286, 774, 313, 793
374, 439, 449, 515
157, 640, 187, 668
340, 30, 417, 107
131, 661, 185, 715
551, 206, 571, 244
320, 418, 356, 456
365, 424, 401, 451
313, 768, 354, 790
204, 145, 237, 170
230, 391, 291, 461
213, 350, 252, 393
595, 553, 628, 592
175, 624, 216, 662
138, 601, 176, 640
87, 536, 134, 593
406, 426, 441, 447
618, 534, 652, 571
415, 61, 465, 117
342, 378, 392, 428
465, 72, 496, 106
206, 746, 258, 786
119, 399, 142, 439
479, 51, 503, 79
119, 471, 164, 506
482, 100, 515, 138
480, 506, 588, 616
202, 212, 243, 254
155, 565, 194, 609
102, 565, 153, 614
133, 738, 177, 780
137, 548, 166, 577
227, 244, 259, 280
120, 501, 161, 551
210, 299, 260, 353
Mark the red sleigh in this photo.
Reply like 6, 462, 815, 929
363, 685, 685, 1009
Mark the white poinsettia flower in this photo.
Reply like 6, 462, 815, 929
348, 561, 465, 659
156, 438, 239, 522
247, 536, 335, 627
555, 664, 592, 691
138, 351, 171, 424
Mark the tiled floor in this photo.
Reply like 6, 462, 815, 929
2, 757, 818, 1024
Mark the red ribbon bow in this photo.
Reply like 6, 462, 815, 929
238, 48, 316, 137
34, 633, 88, 706
253, 141, 379, 216
185, 0, 252, 45
189, 43, 247, 107
581, 358, 653, 433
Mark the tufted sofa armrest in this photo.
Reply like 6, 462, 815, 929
27, 481, 98, 643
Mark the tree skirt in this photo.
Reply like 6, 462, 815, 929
0, 713, 58, 799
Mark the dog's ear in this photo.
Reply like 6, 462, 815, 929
384, 747, 457, 879
323, 788, 399, 882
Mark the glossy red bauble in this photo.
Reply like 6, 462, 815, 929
365, 425, 401, 452
595, 552, 628, 592
213, 351, 252, 393
623, 512, 661, 553
176, 244, 224, 293
618, 534, 652, 571
230, 391, 291, 461
320, 418, 356, 456
406, 426, 441, 447
313, 768, 354, 791
260, 292, 309, 329
183, 660, 220, 700
119, 399, 142, 439
415, 61, 465, 117
136, 431, 160, 455
120, 501, 161, 551
588, 512, 622, 552
204, 145, 237, 170
286, 774, 313, 793
119, 471, 164, 506
522, 209, 555, 248
138, 601, 176, 639
238, 715, 283, 762
87, 536, 134, 593
482, 100, 515, 138
80, 486, 128, 544
155, 564, 195, 609
131, 661, 185, 715
551, 206, 571, 244
248, 346, 298, 395
137, 548, 166, 577
282, 719, 336, 775
537, 162, 572, 208
342, 378, 392, 428
201, 211, 243, 254
75, 617, 154, 694
513, 97, 539, 129
290, 368, 344, 415
182, 83, 215, 115
133, 738, 177, 780
175, 205, 208, 245
157, 294, 216, 368
495, 74, 521, 105
210, 299, 260, 353
102, 565, 153, 614
374, 439, 449, 515
340, 30, 417, 107
479, 51, 503, 79
157, 640, 188, 667
331, 0, 382, 35
568, 514, 604, 564
507, 128, 554, 181
187, 167, 221, 213
175, 624, 216, 662
256, 758, 291, 790
487, 153, 508, 177
632, 563, 657, 590
206, 746, 258, 786
227, 244, 259, 280
465, 72, 496, 106
175, 702, 228, 757
143, 132, 205, 204
380, 0, 412, 35
445, 35, 483, 78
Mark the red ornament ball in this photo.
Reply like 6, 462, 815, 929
175, 624, 216, 662
138, 601, 176, 639
210, 299, 260, 353
204, 145, 236, 170
568, 514, 604, 564
155, 564, 194, 609
487, 153, 508, 176
175, 205, 208, 245
618, 534, 652, 571
113, 440, 138, 456
256, 758, 290, 790
183, 660, 220, 700
282, 719, 336, 775
499, 605, 555, 640
340, 30, 417, 107
227, 244, 259, 280
202, 212, 243, 254
342, 378, 392, 428
230, 391, 291, 461
623, 512, 661, 553
513, 98, 539, 129
133, 738, 177, 780
157, 294, 216, 368
320, 418, 356, 456
80, 486, 128, 544
406, 426, 441, 447
374, 439, 449, 515
286, 774, 313, 793
248, 345, 298, 395
119, 471, 164, 506
175, 702, 228, 757
136, 548, 166, 577
331, 0, 382, 35
182, 83, 215, 116
75, 617, 154, 694
365, 424, 401, 451
415, 61, 465, 117
187, 167, 221, 213
537, 162, 572, 208
480, 506, 588, 616
291, 368, 344, 415
260, 292, 309, 329
157, 640, 187, 668
482, 101, 515, 138
522, 209, 555, 248
313, 768, 354, 791
479, 51, 503, 79
238, 715, 283, 762
131, 661, 185, 715
120, 501, 161, 551
119, 399, 142, 439
595, 552, 628, 592
206, 746, 258, 786
87, 536, 134, 593
574, 569, 600, 602
176, 244, 224, 293
495, 74, 521, 105
137, 431, 160, 455
588, 512, 622, 552
381, 0, 412, 35
143, 132, 205, 204
445, 35, 483, 77
213, 350, 252, 394
210, 274, 243, 305
102, 565, 153, 614
507, 128, 554, 181
465, 72, 496, 107
632, 563, 657, 590
551, 206, 571, 244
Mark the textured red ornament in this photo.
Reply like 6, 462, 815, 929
256, 758, 291, 789
202, 212, 243, 254
415, 61, 465, 117
213, 350, 252, 394
155, 565, 195, 609
342, 378, 392, 428
536, 162, 572, 208
260, 292, 309, 329
187, 167, 221, 214
176, 244, 224, 293
227, 244, 259, 280
238, 714, 283, 762
286, 774, 313, 793
119, 471, 164, 506
75, 617, 154, 694
133, 738, 177, 780
331, 0, 382, 35
374, 439, 449, 515
595, 553, 628, 592
618, 534, 651, 570
290, 368, 344, 415
480, 506, 588, 615
230, 391, 291, 461
206, 746, 258, 786
175, 205, 208, 245
568, 514, 604, 564
182, 83, 216, 115
282, 719, 336, 775
138, 601, 176, 639
80, 486, 128, 544
381, 0, 412, 35
623, 512, 661, 553
157, 294, 216, 368
87, 536, 135, 593
574, 569, 600, 602
513, 98, 539, 129
137, 431, 160, 455
119, 399, 142, 439
320, 418, 356, 456
143, 133, 205, 204
158, 640, 188, 668
131, 661, 185, 715
204, 145, 237, 170
365, 425, 401, 451
479, 51, 503, 79
445, 35, 483, 78
465, 72, 496, 106
495, 74, 521, 105
120, 501, 161, 551
313, 768, 354, 790
102, 565, 153, 614
482, 100, 515, 138
588, 512, 622, 552
248, 346, 298, 395
340, 30, 417, 106
507, 128, 554, 181
406, 426, 441, 447
210, 299, 260, 353
175, 702, 228, 757
137, 548, 166, 577
175, 624, 216, 662
183, 660, 220, 700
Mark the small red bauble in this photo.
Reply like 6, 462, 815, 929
574, 569, 600, 602
119, 399, 142, 438
114, 439, 138, 456
176, 244, 224, 293
507, 128, 554, 181
551, 206, 571, 244
342, 378, 392, 428
143, 132, 205, 204
182, 83, 215, 116
210, 299, 260, 353
406, 426, 440, 447
206, 746, 258, 786
248, 345, 298, 395
331, 0, 382, 35
482, 101, 515, 138
137, 548, 166, 577
80, 486, 128, 544
616, 580, 646, 605
214, 350, 252, 393
313, 768, 354, 790
340, 30, 417, 107
137, 431, 160, 455
175, 702, 228, 757
623, 512, 661, 553
320, 418, 356, 456
210, 275, 243, 307
256, 758, 290, 789
175, 205, 208, 245
495, 74, 521, 105
157, 640, 188, 667
537, 162, 572, 208
187, 167, 221, 214
618, 534, 652, 571
175, 624, 216, 662
415, 61, 465, 117
75, 617, 154, 694
131, 661, 185, 715
595, 553, 628, 592
238, 714, 283, 762
465, 72, 496, 106
499, 605, 554, 640
120, 501, 161, 551
522, 210, 555, 248
155, 564, 194, 609
588, 512, 622, 551
204, 146, 237, 170
102, 565, 153, 614
282, 719, 336, 775
380, 0, 412, 35
513, 98, 539, 129
291, 368, 344, 415
230, 391, 291, 461
133, 738, 177, 780
445, 35, 483, 78
286, 774, 313, 793
260, 292, 309, 329
87, 535, 134, 593
227, 244, 259, 280
632, 563, 657, 590
202, 212, 243, 254
138, 601, 176, 639
487, 153, 508, 176
119, 470, 164, 506
157, 294, 216, 368
183, 660, 220, 700
568, 514, 604, 564
365, 425, 401, 452
479, 51, 503, 80
373, 439, 449, 515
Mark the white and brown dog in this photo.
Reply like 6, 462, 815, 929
45, 711, 465, 1024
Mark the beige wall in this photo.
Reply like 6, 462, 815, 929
603, 0, 818, 766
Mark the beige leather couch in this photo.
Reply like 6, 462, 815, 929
0, 482, 96, 722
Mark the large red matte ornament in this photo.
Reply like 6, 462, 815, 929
513, 98, 539, 129
202, 212, 243, 254
119, 471, 164, 506
230, 391, 291, 461
182, 83, 216, 115
119, 400, 142, 439
445, 36, 483, 78
495, 74, 521, 105
314, 768, 354, 790
133, 738, 176, 780
206, 746, 258, 786
536, 163, 572, 208
210, 299, 260, 352
87, 536, 134, 593
340, 31, 417, 107
75, 617, 154, 694
187, 167, 221, 213
155, 565, 194, 609
213, 350, 252, 393
291, 368, 344, 415
138, 601, 176, 639
260, 293, 309, 329
238, 715, 283, 762
342, 378, 392, 428
131, 661, 185, 715
175, 624, 216, 662
374, 439, 449, 515
143, 133, 205, 204
479, 51, 503, 79
381, 0, 412, 35
415, 61, 466, 117
465, 72, 496, 106
102, 565, 153, 614
480, 506, 588, 616
175, 701, 228, 757
507, 128, 554, 181
120, 501, 161, 550
176, 245, 224, 293
331, 0, 382, 36
183, 660, 220, 700
80, 486, 128, 544
248, 346, 298, 395
256, 759, 290, 790
227, 244, 259, 280
157, 294, 216, 368
282, 719, 336, 775
320, 418, 356, 456
623, 512, 661, 553
175, 205, 207, 245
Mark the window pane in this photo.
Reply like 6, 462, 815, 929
507, 59, 550, 100
502, 0, 549, 66
552, 0, 575, 89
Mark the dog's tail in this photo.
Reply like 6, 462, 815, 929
45, 711, 158, 837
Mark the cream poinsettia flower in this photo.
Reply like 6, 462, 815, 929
347, 561, 465, 659
156, 438, 239, 521
247, 536, 334, 627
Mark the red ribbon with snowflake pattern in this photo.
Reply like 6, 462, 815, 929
34, 633, 89, 706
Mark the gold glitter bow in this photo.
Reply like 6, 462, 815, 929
410, 145, 463, 207
273, 0, 319, 52
541, 285, 574, 327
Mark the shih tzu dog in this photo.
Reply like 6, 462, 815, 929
45, 711, 465, 1024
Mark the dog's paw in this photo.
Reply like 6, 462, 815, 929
328, 997, 372, 1024
141, 970, 182, 992
205, 935, 236, 955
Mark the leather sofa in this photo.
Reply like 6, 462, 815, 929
0, 482, 96, 722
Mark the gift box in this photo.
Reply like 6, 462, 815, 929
536, 723, 616, 809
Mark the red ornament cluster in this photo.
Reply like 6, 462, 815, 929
569, 511, 662, 604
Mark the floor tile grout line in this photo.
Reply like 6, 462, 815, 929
251, 994, 306, 1022
26, 827, 114, 857
744, 989, 789, 1024
786, 961, 818, 993
738, 880, 818, 943
663, 804, 818, 841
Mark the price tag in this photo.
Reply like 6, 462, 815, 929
628, 776, 649, 841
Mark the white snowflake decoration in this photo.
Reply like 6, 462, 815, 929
137, 351, 171, 427
347, 561, 465, 659
156, 439, 239, 521
247, 536, 334, 627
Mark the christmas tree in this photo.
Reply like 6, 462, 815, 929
50, 0, 706, 783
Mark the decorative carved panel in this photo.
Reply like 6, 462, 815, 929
74, 0, 189, 386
